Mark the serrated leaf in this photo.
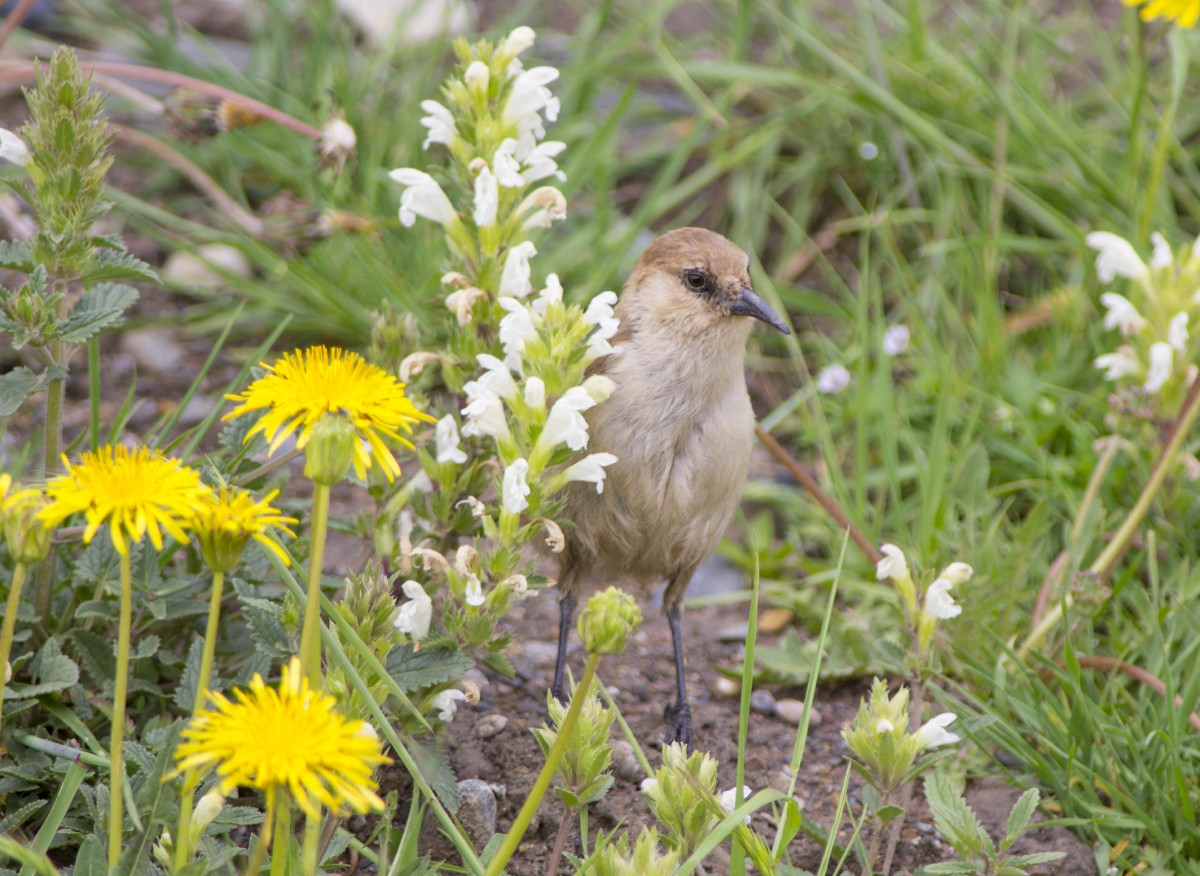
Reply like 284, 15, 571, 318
12, 638, 80, 698
0, 367, 45, 416
1003, 852, 1067, 868
70, 628, 116, 688
386, 645, 475, 693
407, 736, 460, 813
874, 803, 905, 825
1001, 788, 1039, 849
74, 836, 106, 876
0, 240, 32, 271
0, 799, 47, 833
131, 634, 160, 661
80, 248, 159, 284
57, 282, 139, 343
174, 638, 204, 713
924, 772, 988, 855
921, 863, 982, 874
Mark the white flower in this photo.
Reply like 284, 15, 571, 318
503, 66, 560, 138
502, 458, 531, 513
719, 786, 753, 824
461, 388, 511, 441
464, 61, 490, 91
922, 578, 962, 621
493, 138, 525, 187
464, 573, 485, 606
541, 387, 598, 452
1099, 293, 1147, 336
502, 573, 532, 600
432, 689, 466, 722
882, 324, 910, 356
565, 453, 618, 493
318, 118, 356, 164
815, 364, 850, 394
419, 100, 457, 150
1094, 347, 1141, 381
938, 562, 974, 587
1087, 231, 1150, 285
520, 139, 567, 183
409, 470, 433, 493
1151, 231, 1173, 268
389, 168, 457, 227
458, 496, 488, 518
1170, 311, 1190, 353
441, 271, 469, 289
915, 713, 960, 750
436, 415, 468, 464
394, 580, 432, 640
498, 297, 538, 357
500, 241, 538, 298
473, 166, 498, 227
501, 25, 536, 56
475, 353, 519, 399
640, 777, 658, 795
1145, 341, 1173, 394
583, 290, 621, 358
524, 376, 546, 410
191, 791, 225, 837
0, 129, 29, 166
399, 351, 439, 382
446, 287, 486, 326
875, 718, 895, 734
876, 544, 909, 583
519, 187, 567, 229
533, 273, 564, 314
582, 374, 616, 403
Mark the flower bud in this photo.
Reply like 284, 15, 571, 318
3, 488, 53, 564
189, 791, 225, 844
577, 587, 643, 654
305, 414, 358, 485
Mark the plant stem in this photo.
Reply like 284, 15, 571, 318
243, 806, 274, 876
0, 563, 28, 737
484, 653, 600, 876
299, 483, 331, 686
546, 812, 573, 876
173, 774, 198, 872
1019, 373, 1200, 659
194, 571, 225, 716
301, 807, 320, 876
108, 551, 134, 868
270, 801, 292, 876
33, 356, 64, 626
880, 678, 924, 875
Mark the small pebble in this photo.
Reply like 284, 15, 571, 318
474, 714, 508, 739
456, 779, 497, 850
757, 607, 793, 634
522, 641, 559, 665
750, 689, 777, 716
774, 698, 820, 725
162, 243, 252, 289
611, 740, 645, 783
122, 327, 184, 374
716, 622, 749, 642
713, 677, 740, 697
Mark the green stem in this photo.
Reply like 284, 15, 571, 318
301, 808, 320, 876
298, 483, 331, 686
1019, 373, 1200, 659
88, 336, 100, 452
270, 800, 292, 876
194, 571, 225, 716
173, 775, 198, 873
242, 805, 274, 876
108, 551, 133, 869
32, 375, 63, 626
0, 563, 28, 737
484, 653, 600, 876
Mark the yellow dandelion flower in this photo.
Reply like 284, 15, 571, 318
38, 445, 208, 556
174, 657, 389, 819
223, 345, 434, 483
192, 484, 297, 573
1125, 0, 1200, 27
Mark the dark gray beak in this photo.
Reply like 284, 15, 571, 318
730, 288, 791, 334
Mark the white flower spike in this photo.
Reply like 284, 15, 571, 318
432, 689, 466, 722
922, 578, 962, 621
1099, 293, 1147, 336
1094, 347, 1141, 381
394, 580, 433, 640
915, 713, 960, 750
473, 166, 498, 227
1087, 231, 1150, 285
464, 573, 485, 607
0, 129, 29, 166
500, 241, 538, 298
1170, 311, 1189, 354
876, 544, 909, 583
541, 386, 598, 452
419, 100, 456, 150
1144, 341, 1173, 394
503, 458, 532, 514
565, 453, 619, 493
436, 415, 468, 464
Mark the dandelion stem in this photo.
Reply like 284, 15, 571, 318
301, 807, 320, 876
299, 483, 331, 685
484, 653, 600, 876
243, 807, 273, 876
0, 563, 28, 737
1019, 371, 1200, 658
108, 551, 134, 868
195, 571, 225, 716
270, 800, 292, 876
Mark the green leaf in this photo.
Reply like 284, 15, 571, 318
874, 803, 905, 826
386, 644, 475, 694
921, 863, 982, 875
0, 240, 33, 271
0, 367, 46, 417
924, 772, 988, 855
1001, 788, 1040, 850
174, 637, 204, 713
72, 837, 106, 876
0, 836, 59, 876
10, 638, 80, 698
80, 248, 159, 284
69, 628, 116, 688
1003, 852, 1067, 869
407, 736, 460, 813
130, 634, 160, 661
57, 282, 139, 343
0, 800, 47, 834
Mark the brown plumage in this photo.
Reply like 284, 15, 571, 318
552, 227, 790, 745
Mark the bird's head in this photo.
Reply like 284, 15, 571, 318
623, 227, 791, 338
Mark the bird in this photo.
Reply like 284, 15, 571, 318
552, 227, 790, 746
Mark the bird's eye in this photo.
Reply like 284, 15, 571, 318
684, 270, 708, 291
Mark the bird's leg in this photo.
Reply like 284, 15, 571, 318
550, 590, 577, 704
663, 601, 692, 746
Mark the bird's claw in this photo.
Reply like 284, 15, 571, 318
663, 702, 692, 747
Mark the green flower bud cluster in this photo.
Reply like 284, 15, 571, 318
641, 743, 720, 858
583, 828, 679, 876
327, 565, 404, 721
577, 587, 642, 655
532, 680, 615, 808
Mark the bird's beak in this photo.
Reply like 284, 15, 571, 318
730, 288, 791, 334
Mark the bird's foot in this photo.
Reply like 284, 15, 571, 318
663, 701, 692, 747
550, 683, 568, 706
